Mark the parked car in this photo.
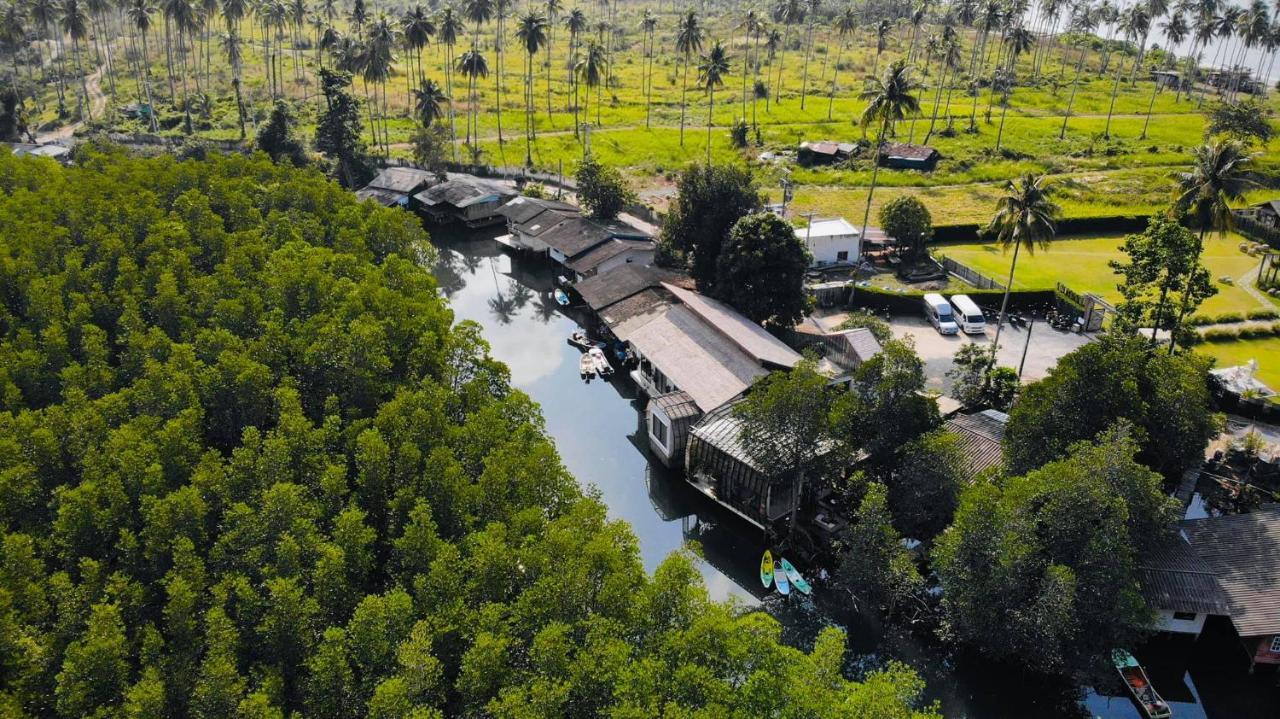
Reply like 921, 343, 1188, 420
923, 293, 959, 335
948, 294, 988, 335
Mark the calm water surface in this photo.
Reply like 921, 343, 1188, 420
427, 223, 1276, 719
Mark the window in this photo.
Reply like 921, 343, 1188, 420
1271, 635, 1280, 653
650, 413, 669, 449
1172, 611, 1197, 622
836, 251, 849, 262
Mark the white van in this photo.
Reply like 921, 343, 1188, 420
923, 293, 959, 335
949, 294, 987, 335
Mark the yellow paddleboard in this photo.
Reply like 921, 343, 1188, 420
760, 550, 774, 589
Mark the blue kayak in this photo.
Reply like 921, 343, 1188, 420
774, 562, 790, 596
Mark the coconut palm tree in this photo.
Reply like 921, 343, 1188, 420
220, 29, 246, 138
924, 25, 961, 143
60, 0, 92, 119
128, 0, 160, 129
413, 77, 449, 127
1160, 12, 1188, 101
642, 9, 658, 128
872, 18, 891, 78
828, 5, 857, 121
994, 26, 1033, 150
85, 0, 115, 96
564, 7, 587, 125
1104, 3, 1149, 138
698, 39, 731, 164
577, 39, 606, 135
545, 0, 562, 119
438, 6, 464, 159
1167, 139, 1256, 351
515, 12, 548, 167
364, 14, 398, 155
857, 60, 922, 249
32, 0, 67, 106
1, 4, 28, 102
401, 5, 435, 96
984, 173, 1060, 357
764, 25, 781, 110
798, 0, 819, 109
1059, 3, 1097, 139
456, 45, 488, 159
772, 0, 802, 102
676, 10, 704, 146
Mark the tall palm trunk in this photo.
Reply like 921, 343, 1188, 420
1102, 50, 1125, 138
923, 62, 948, 143
679, 50, 689, 144
1059, 44, 1086, 139
646, 28, 655, 128
706, 85, 714, 164
858, 114, 891, 252
163, 16, 176, 99
828, 36, 843, 120
990, 238, 1022, 357
800, 19, 814, 109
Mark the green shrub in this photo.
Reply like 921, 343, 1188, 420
1247, 308, 1279, 321
1188, 314, 1216, 326
1214, 311, 1245, 324
1201, 326, 1241, 342
1237, 324, 1277, 339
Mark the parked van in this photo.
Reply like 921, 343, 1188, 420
949, 294, 987, 335
923, 293, 959, 335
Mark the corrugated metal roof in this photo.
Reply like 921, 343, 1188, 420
661, 283, 802, 370
575, 265, 688, 311
689, 401, 762, 471
881, 142, 939, 161
621, 305, 770, 413
796, 218, 859, 240
652, 391, 701, 420
540, 217, 650, 259
365, 166, 434, 194
1137, 537, 1232, 616
943, 410, 1007, 481
597, 287, 673, 327
566, 239, 655, 273
413, 177, 515, 208
840, 327, 882, 363
498, 195, 580, 226
1181, 506, 1280, 636
355, 187, 406, 206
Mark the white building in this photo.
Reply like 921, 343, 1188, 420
795, 217, 861, 266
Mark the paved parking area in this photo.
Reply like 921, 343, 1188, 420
888, 315, 1093, 394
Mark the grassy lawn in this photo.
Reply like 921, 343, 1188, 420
1196, 337, 1280, 390
935, 232, 1277, 318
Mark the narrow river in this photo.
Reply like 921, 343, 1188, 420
426, 223, 1274, 719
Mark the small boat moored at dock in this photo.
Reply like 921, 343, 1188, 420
589, 347, 614, 377
1114, 651, 1172, 719
579, 354, 595, 381
774, 562, 791, 596
780, 558, 811, 595
568, 331, 602, 351
554, 289, 571, 306
760, 551, 774, 589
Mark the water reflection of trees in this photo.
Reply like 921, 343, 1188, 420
531, 292, 560, 323
487, 278, 532, 325
432, 248, 468, 298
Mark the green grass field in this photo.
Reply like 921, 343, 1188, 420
935, 232, 1278, 318
33, 9, 1279, 228
1196, 337, 1280, 389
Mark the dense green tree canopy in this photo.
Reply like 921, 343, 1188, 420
935, 425, 1179, 675
1004, 335, 1219, 479
0, 147, 939, 719
658, 163, 763, 288
714, 212, 811, 329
